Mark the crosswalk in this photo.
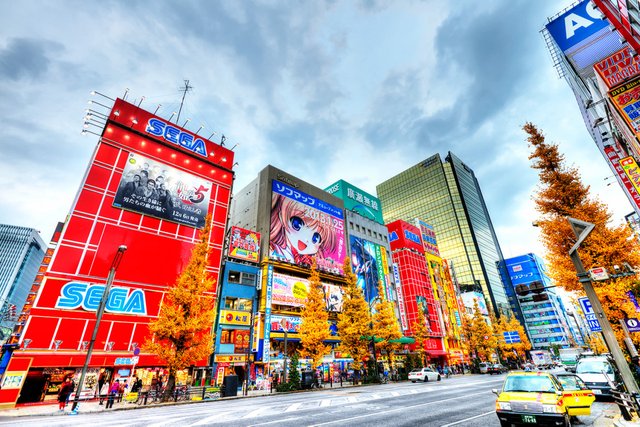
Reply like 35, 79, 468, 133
0, 377, 506, 427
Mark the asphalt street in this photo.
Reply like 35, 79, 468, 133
0, 374, 618, 426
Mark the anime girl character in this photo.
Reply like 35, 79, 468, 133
269, 194, 340, 267
349, 236, 379, 306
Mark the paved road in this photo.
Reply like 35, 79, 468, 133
0, 375, 617, 426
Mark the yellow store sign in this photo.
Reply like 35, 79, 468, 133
219, 310, 251, 326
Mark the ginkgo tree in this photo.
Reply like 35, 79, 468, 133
493, 314, 531, 362
372, 283, 402, 373
461, 300, 497, 364
524, 123, 640, 349
299, 260, 331, 369
145, 216, 217, 399
411, 312, 430, 367
336, 259, 371, 384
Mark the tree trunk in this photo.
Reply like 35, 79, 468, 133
163, 372, 176, 402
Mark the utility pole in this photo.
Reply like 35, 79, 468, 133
567, 218, 639, 396
176, 79, 193, 124
71, 245, 127, 412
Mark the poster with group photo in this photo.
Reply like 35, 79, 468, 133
113, 153, 211, 228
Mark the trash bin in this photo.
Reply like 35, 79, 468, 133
222, 375, 238, 397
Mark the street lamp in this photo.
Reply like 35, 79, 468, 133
566, 218, 639, 396
280, 318, 288, 383
71, 245, 127, 412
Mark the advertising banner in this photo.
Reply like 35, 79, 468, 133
270, 315, 301, 333
461, 292, 489, 316
620, 156, 640, 195
415, 219, 440, 257
324, 180, 384, 224
229, 226, 260, 263
605, 146, 640, 211
594, 46, 640, 90
609, 77, 640, 134
113, 152, 211, 228
272, 273, 309, 307
323, 283, 344, 312
350, 235, 381, 306
269, 181, 345, 275
271, 272, 343, 311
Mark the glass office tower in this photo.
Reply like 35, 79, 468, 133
376, 152, 510, 317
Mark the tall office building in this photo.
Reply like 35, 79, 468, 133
0, 224, 46, 337
376, 152, 511, 317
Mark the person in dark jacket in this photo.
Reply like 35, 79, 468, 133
57, 378, 73, 411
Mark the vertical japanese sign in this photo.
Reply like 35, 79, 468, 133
604, 146, 640, 211
263, 265, 273, 365
393, 263, 408, 331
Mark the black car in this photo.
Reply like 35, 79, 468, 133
488, 364, 507, 375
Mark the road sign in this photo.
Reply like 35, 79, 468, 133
589, 267, 609, 281
625, 318, 640, 333
503, 331, 521, 344
579, 297, 602, 332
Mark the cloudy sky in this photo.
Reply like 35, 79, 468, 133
0, 0, 630, 259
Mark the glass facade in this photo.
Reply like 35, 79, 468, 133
376, 152, 509, 317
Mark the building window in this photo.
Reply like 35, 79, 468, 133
224, 297, 253, 311
228, 270, 257, 286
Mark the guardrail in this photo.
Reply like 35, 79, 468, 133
120, 386, 221, 406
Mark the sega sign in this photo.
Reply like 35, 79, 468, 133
146, 118, 207, 158
55, 281, 147, 315
545, 0, 608, 52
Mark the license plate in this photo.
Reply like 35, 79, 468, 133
521, 415, 536, 423
593, 389, 601, 394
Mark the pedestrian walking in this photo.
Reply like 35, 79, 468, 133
57, 378, 73, 411
97, 371, 106, 405
106, 379, 120, 409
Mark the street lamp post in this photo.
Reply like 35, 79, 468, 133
281, 319, 289, 384
71, 245, 127, 412
566, 218, 638, 396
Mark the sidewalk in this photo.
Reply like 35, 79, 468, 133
0, 380, 364, 418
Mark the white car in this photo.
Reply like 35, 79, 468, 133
408, 367, 441, 382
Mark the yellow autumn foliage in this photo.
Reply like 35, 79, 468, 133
299, 261, 331, 368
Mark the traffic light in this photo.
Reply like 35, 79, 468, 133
530, 281, 544, 293
515, 284, 530, 296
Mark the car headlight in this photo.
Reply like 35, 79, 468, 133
496, 402, 511, 411
542, 404, 562, 413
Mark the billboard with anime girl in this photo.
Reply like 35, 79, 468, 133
269, 181, 346, 275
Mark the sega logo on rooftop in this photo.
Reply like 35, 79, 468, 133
146, 118, 207, 158
55, 281, 147, 315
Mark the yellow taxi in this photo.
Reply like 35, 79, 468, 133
493, 371, 595, 427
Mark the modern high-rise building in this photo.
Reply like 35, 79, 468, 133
0, 224, 46, 337
500, 253, 576, 349
376, 152, 511, 317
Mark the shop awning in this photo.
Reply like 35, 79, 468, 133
426, 350, 449, 357
361, 336, 415, 344
390, 337, 415, 344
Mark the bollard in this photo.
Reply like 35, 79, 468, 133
143, 391, 148, 405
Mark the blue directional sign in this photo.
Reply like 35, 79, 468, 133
579, 297, 602, 332
503, 331, 521, 344
625, 318, 640, 333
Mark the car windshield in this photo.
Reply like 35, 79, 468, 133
409, 370, 421, 374
576, 360, 613, 374
503, 375, 557, 393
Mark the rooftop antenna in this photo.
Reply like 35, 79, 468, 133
123, 88, 130, 101
176, 79, 193, 123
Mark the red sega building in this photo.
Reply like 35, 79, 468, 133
387, 219, 447, 363
0, 98, 234, 407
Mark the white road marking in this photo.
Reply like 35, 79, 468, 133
440, 410, 495, 427
319, 399, 331, 407
247, 417, 303, 426
283, 402, 304, 412
308, 390, 490, 426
